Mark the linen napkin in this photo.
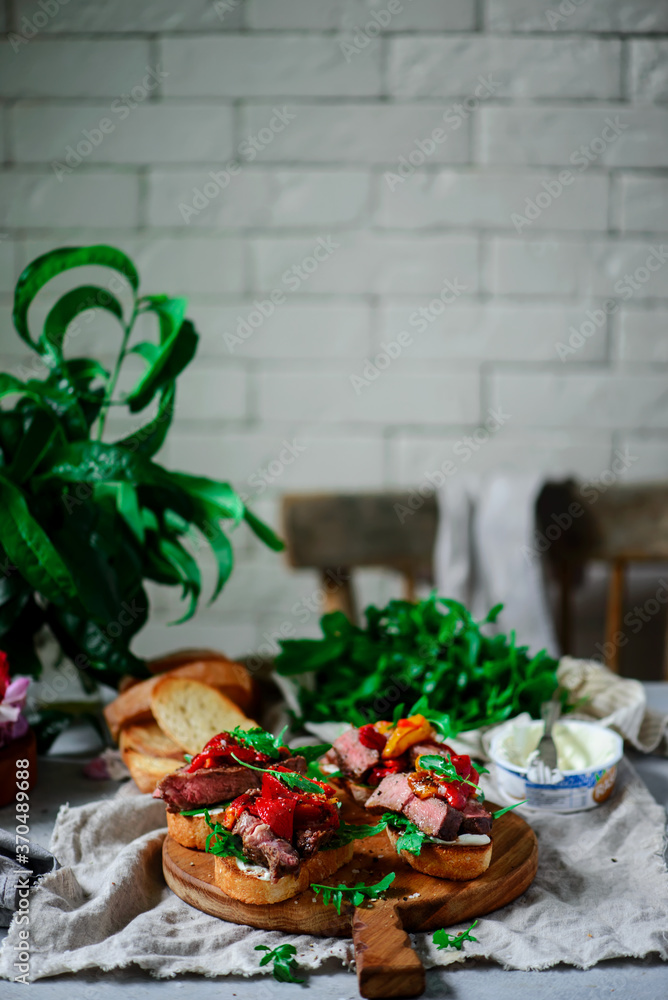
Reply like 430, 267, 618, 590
0, 756, 665, 981
0, 829, 60, 928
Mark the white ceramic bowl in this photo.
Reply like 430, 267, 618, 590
488, 718, 623, 813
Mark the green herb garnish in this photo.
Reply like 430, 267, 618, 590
275, 597, 558, 733
183, 753, 193, 764
229, 725, 289, 759
179, 801, 229, 817
417, 753, 489, 796
291, 742, 333, 764
203, 809, 247, 862
255, 943, 304, 984
230, 753, 329, 795
406, 695, 452, 737
491, 801, 526, 820
326, 817, 389, 850
381, 813, 425, 856
433, 919, 479, 951
307, 759, 342, 780
311, 872, 395, 915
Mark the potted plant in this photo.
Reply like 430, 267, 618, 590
0, 244, 282, 743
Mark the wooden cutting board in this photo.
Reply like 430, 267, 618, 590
163, 801, 537, 999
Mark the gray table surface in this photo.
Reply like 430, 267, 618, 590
1, 684, 667, 1000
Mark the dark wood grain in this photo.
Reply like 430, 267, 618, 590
163, 802, 538, 999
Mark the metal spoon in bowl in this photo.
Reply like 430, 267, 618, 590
526, 699, 561, 785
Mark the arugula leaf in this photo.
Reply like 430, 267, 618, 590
203, 810, 247, 862
228, 725, 289, 760
255, 944, 304, 984
382, 813, 425, 856
290, 742, 333, 764
306, 759, 342, 780
275, 595, 559, 735
407, 695, 452, 738
179, 801, 229, 817
311, 872, 395, 916
230, 754, 330, 795
492, 800, 526, 820
326, 817, 388, 850
417, 753, 489, 794
433, 919, 479, 951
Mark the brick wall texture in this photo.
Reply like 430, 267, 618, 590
1, 0, 667, 661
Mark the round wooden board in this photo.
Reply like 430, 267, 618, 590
162, 802, 538, 999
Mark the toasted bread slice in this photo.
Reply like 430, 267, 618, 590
386, 826, 492, 881
166, 806, 229, 851
213, 841, 355, 904
104, 659, 255, 741
150, 676, 256, 755
147, 649, 236, 674
122, 748, 183, 794
119, 721, 184, 759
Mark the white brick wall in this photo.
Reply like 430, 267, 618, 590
1, 0, 667, 660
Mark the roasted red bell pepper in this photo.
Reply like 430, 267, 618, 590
253, 796, 297, 841
358, 724, 387, 752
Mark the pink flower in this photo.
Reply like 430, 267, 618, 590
0, 651, 30, 749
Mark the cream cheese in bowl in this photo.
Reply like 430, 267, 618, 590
489, 718, 623, 813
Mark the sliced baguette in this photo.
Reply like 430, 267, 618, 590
386, 826, 492, 881
104, 659, 255, 741
147, 648, 237, 674
122, 748, 183, 794
150, 676, 256, 754
213, 841, 355, 904
119, 721, 184, 759
166, 806, 229, 851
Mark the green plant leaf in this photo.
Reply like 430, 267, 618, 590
94, 482, 145, 544
170, 473, 245, 523
9, 409, 61, 483
243, 506, 285, 552
126, 307, 197, 413
41, 285, 125, 360
13, 245, 139, 352
116, 383, 175, 459
0, 474, 85, 615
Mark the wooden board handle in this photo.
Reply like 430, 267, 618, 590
353, 900, 425, 999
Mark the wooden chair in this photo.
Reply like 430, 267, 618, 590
537, 480, 668, 677
281, 492, 438, 624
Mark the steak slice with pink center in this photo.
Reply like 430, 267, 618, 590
332, 728, 380, 781
365, 772, 413, 813
459, 798, 492, 836
403, 795, 463, 841
153, 765, 260, 813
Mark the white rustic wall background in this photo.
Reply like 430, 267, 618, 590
1, 0, 667, 668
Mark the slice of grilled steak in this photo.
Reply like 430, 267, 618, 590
153, 765, 261, 813
365, 772, 414, 814
459, 798, 492, 836
407, 741, 452, 766
332, 728, 380, 781
278, 755, 307, 773
403, 795, 463, 841
233, 811, 301, 881
294, 825, 335, 857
